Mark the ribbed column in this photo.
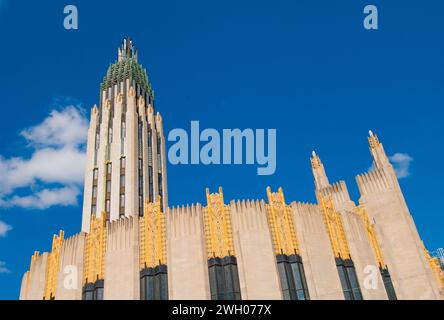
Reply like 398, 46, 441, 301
95, 101, 110, 217
138, 97, 149, 212
81, 106, 99, 232
110, 93, 123, 221
125, 86, 138, 217
156, 112, 168, 209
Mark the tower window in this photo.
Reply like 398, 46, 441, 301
380, 267, 397, 300
208, 256, 241, 300
336, 258, 363, 300
120, 157, 126, 169
276, 254, 310, 300
140, 265, 168, 300
120, 194, 125, 208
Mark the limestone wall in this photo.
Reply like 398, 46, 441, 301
292, 202, 344, 299
327, 180, 387, 299
26, 253, 48, 300
167, 204, 210, 299
230, 199, 281, 300
56, 233, 86, 300
357, 168, 441, 299
104, 216, 140, 299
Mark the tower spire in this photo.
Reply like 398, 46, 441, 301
118, 37, 138, 62
310, 151, 330, 190
368, 130, 390, 170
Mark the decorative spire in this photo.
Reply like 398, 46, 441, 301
368, 130, 380, 149
310, 151, 330, 190
367, 130, 391, 171
118, 37, 138, 62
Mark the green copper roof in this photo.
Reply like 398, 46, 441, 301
100, 57, 154, 99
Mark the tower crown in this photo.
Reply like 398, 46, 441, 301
118, 37, 138, 62
100, 37, 154, 102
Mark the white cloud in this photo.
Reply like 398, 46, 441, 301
0, 220, 12, 237
0, 261, 10, 273
389, 153, 413, 179
21, 106, 88, 148
0, 105, 88, 209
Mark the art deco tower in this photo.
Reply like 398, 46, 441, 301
81, 38, 168, 232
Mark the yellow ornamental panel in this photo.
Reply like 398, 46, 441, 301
43, 230, 64, 300
83, 212, 107, 284
357, 205, 385, 268
203, 187, 236, 259
139, 198, 167, 269
317, 193, 351, 259
265, 187, 300, 256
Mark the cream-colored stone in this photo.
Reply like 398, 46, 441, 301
230, 199, 281, 299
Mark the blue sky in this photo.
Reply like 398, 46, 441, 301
0, 0, 443, 299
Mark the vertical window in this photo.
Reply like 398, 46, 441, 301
120, 175, 125, 187
140, 265, 168, 300
208, 256, 241, 300
92, 186, 97, 198
120, 157, 126, 169
107, 163, 112, 174
82, 280, 104, 301
106, 181, 111, 193
105, 199, 110, 213
93, 169, 98, 179
380, 268, 397, 300
108, 127, 113, 143
121, 121, 126, 139
120, 194, 125, 208
91, 205, 97, 215
276, 254, 310, 300
336, 258, 363, 300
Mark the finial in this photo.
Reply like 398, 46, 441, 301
368, 130, 380, 148
310, 150, 322, 169
118, 37, 138, 62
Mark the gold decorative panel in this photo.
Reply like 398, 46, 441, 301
83, 212, 107, 284
139, 198, 167, 269
203, 187, 235, 259
357, 205, 385, 268
317, 193, 351, 259
422, 242, 444, 289
265, 187, 300, 256
43, 230, 64, 300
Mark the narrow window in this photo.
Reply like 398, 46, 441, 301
380, 267, 397, 300
336, 258, 363, 300
208, 256, 241, 300
276, 254, 310, 300
140, 265, 168, 300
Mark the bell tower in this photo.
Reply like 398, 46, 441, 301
81, 38, 168, 232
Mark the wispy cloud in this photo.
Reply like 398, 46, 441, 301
389, 153, 413, 179
0, 105, 88, 209
0, 220, 12, 237
0, 261, 10, 274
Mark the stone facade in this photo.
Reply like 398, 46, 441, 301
19, 39, 444, 300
